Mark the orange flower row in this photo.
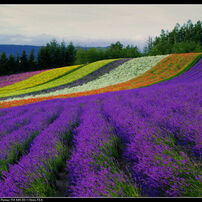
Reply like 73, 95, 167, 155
0, 53, 201, 109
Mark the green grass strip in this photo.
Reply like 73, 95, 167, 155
0, 65, 81, 93
95, 135, 140, 197
0, 59, 118, 98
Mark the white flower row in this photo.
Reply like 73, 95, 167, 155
1, 55, 169, 103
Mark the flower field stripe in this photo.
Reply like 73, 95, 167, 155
139, 53, 202, 88
66, 101, 139, 197
0, 103, 63, 177
64, 53, 200, 95
0, 53, 200, 109
154, 55, 202, 86
95, 53, 202, 92
0, 65, 81, 94
13, 58, 131, 98
100, 80, 201, 196
72, 53, 201, 95
0, 69, 49, 88
0, 55, 167, 102
0, 105, 28, 125
32, 55, 168, 99
0, 50, 201, 197
0, 59, 117, 99
0, 103, 81, 197
0, 106, 40, 140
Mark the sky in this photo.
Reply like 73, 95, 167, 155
0, 4, 201, 49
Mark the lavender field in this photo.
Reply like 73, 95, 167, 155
0, 58, 201, 197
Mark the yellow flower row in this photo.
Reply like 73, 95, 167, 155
0, 59, 118, 98
0, 65, 81, 94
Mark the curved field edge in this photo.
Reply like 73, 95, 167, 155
0, 54, 201, 197
0, 53, 200, 109
0, 59, 118, 99
0, 69, 51, 88
0, 65, 83, 96
0, 65, 82, 93
140, 53, 202, 88
99, 53, 202, 90
0, 55, 168, 103
0, 69, 201, 197
0, 101, 140, 197
24, 55, 168, 99
0, 59, 130, 101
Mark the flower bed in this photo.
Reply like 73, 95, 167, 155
0, 65, 81, 96
0, 55, 167, 103
0, 70, 48, 88
0, 55, 201, 196
0, 53, 200, 108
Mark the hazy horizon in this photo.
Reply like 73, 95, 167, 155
0, 4, 201, 50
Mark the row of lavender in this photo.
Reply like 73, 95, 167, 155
66, 101, 139, 197
0, 58, 201, 197
0, 99, 82, 196
65, 58, 202, 197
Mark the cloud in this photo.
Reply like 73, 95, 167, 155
0, 33, 54, 46
0, 4, 201, 47
0, 33, 145, 50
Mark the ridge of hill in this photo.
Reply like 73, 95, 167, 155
0, 44, 41, 57
0, 53, 201, 108
0, 44, 109, 57
0, 53, 201, 197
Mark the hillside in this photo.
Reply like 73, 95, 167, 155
0, 53, 201, 108
0, 44, 108, 58
0, 52, 201, 197
0, 44, 41, 57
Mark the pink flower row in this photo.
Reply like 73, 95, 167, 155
0, 70, 49, 88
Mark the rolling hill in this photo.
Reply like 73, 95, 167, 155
0, 44, 41, 58
0, 52, 201, 197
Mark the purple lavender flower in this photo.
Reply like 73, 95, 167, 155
0, 57, 201, 197
0, 103, 80, 197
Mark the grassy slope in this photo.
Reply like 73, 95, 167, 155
0, 53, 201, 108
37, 55, 168, 98
0, 69, 50, 88
0, 59, 118, 98
47, 53, 202, 97
4, 55, 167, 100
0, 65, 81, 93
99, 53, 202, 91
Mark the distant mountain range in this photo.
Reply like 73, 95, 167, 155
0, 44, 109, 59
0, 44, 41, 58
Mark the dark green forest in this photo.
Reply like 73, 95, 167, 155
143, 20, 202, 55
0, 20, 201, 76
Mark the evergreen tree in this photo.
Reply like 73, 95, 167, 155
75, 48, 88, 64
28, 49, 37, 71
15, 53, 20, 73
107, 41, 124, 58
144, 20, 202, 55
65, 42, 76, 65
60, 41, 66, 66
19, 50, 28, 72
7, 54, 16, 75
143, 36, 153, 55
0, 52, 8, 75
37, 46, 51, 69
123, 45, 141, 58
86, 48, 100, 63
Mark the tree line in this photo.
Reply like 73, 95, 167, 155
0, 19, 201, 76
0, 41, 77, 76
143, 20, 201, 55
0, 40, 141, 76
